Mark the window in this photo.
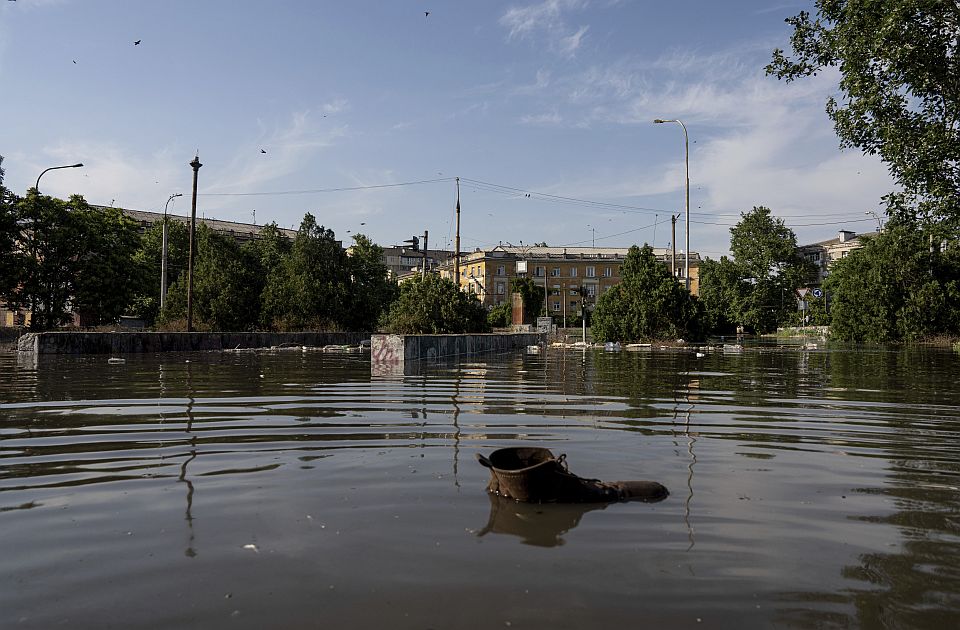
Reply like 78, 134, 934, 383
841, 251, 848, 258
495, 282, 505, 295
570, 301, 578, 309
550, 289, 560, 296
496, 265, 505, 276
551, 267, 560, 277
603, 267, 612, 277
552, 302, 560, 312
586, 266, 596, 278
585, 285, 597, 297
570, 267, 578, 278
534, 266, 545, 277
570, 288, 579, 296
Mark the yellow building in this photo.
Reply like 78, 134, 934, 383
439, 245, 700, 320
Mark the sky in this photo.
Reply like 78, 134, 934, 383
0, 0, 896, 259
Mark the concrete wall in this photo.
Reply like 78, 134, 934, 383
17, 331, 370, 354
371, 333, 543, 366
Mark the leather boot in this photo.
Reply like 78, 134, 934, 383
477, 447, 668, 504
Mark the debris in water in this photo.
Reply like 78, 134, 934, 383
243, 544, 259, 553
107, 357, 125, 364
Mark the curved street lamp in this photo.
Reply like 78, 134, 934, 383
160, 193, 183, 312
35, 163, 84, 193
653, 118, 690, 291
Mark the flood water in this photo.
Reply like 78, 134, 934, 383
2, 343, 959, 629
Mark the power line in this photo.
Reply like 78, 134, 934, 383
198, 176, 455, 197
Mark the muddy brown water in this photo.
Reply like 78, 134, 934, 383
1, 344, 959, 629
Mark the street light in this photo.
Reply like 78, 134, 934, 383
35, 162, 83, 193
587, 224, 595, 248
160, 193, 183, 313
653, 118, 690, 291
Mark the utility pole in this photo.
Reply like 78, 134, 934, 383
422, 230, 429, 279
455, 177, 461, 289
671, 213, 678, 279
186, 155, 202, 333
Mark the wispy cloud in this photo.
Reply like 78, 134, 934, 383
500, 0, 590, 57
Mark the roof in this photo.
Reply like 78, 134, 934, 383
114, 207, 299, 240
798, 231, 879, 249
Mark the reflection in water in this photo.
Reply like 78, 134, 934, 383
477, 493, 609, 547
1, 345, 960, 628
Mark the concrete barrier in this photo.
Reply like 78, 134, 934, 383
17, 331, 370, 354
371, 333, 544, 367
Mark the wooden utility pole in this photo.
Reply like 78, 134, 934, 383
186, 155, 202, 333
455, 177, 461, 288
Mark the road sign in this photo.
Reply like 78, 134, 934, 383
812, 288, 823, 299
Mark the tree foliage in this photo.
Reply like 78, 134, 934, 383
698, 207, 813, 335
825, 226, 960, 342
128, 218, 191, 325
345, 233, 397, 331
592, 244, 700, 342
381, 274, 489, 334
487, 301, 512, 328
767, 0, 960, 228
0, 156, 21, 301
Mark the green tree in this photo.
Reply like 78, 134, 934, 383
162, 224, 263, 330
381, 274, 490, 334
825, 227, 960, 342
728, 206, 814, 333
767, 0, 960, 228
697, 255, 747, 335
12, 192, 85, 330
70, 204, 141, 326
345, 233, 397, 331
261, 214, 349, 330
592, 244, 700, 342
487, 301, 512, 328
509, 276, 545, 320
0, 156, 21, 301
128, 218, 191, 325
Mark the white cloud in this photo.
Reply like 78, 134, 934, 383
520, 110, 562, 125
500, 0, 590, 57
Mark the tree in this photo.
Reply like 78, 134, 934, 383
697, 255, 747, 335
128, 218, 191, 325
70, 204, 141, 326
381, 274, 490, 334
0, 156, 21, 301
727, 206, 814, 333
12, 192, 85, 330
825, 226, 960, 342
345, 233, 397, 331
487, 302, 512, 328
767, 1, 960, 229
261, 214, 349, 330
510, 276, 545, 320
162, 224, 263, 331
592, 244, 700, 342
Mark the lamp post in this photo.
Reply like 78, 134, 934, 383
865, 210, 883, 232
587, 224, 595, 248
160, 193, 183, 313
35, 162, 83, 193
186, 156, 202, 333
653, 118, 690, 291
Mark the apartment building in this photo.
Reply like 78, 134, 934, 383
439, 245, 700, 319
797, 229, 878, 285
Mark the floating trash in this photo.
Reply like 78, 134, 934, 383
107, 357, 125, 365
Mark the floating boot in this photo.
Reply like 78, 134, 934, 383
477, 447, 668, 503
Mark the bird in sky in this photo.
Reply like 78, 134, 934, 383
72, 60, 77, 64
425, 11, 430, 17
134, 40, 141, 46
260, 148, 267, 154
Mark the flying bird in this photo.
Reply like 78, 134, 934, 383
260, 148, 267, 154
134, 40, 141, 45
72, 60, 77, 64
425, 11, 430, 17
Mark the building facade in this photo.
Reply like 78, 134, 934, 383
797, 229, 878, 285
439, 245, 700, 322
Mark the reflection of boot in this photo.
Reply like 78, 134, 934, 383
477, 447, 668, 504
477, 493, 608, 547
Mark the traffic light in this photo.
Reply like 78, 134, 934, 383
402, 236, 419, 251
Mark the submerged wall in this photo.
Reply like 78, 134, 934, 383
371, 333, 543, 366
17, 331, 370, 354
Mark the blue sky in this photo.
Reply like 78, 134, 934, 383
0, 0, 894, 258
